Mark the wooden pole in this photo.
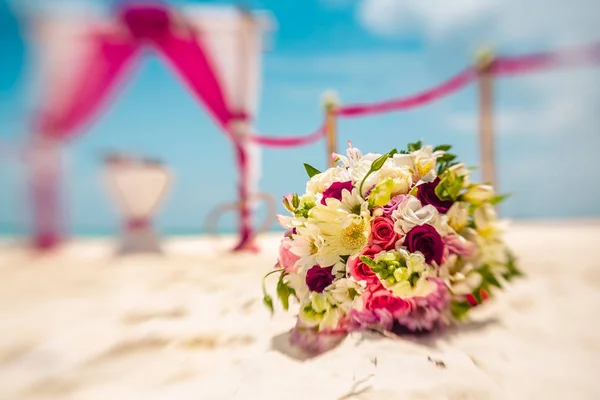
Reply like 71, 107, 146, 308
476, 48, 496, 188
323, 91, 339, 168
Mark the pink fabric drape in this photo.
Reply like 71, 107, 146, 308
31, 29, 138, 249
36, 34, 138, 138
31, 4, 257, 251
127, 5, 255, 250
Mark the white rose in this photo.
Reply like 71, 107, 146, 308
377, 166, 413, 195
392, 153, 415, 170
306, 167, 351, 195
391, 195, 440, 234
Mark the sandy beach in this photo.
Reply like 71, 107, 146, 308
1, 221, 600, 399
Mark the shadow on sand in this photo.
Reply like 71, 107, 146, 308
270, 317, 501, 361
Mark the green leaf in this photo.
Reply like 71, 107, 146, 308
490, 194, 511, 205
263, 294, 274, 314
303, 163, 321, 178
292, 193, 300, 209
277, 281, 290, 311
340, 255, 350, 263
450, 300, 471, 320
438, 154, 457, 163
359, 255, 380, 269
388, 148, 398, 156
408, 140, 423, 152
276, 273, 296, 312
479, 267, 502, 289
262, 268, 284, 316
502, 252, 523, 281
433, 144, 452, 152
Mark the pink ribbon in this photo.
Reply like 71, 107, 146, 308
248, 42, 600, 147
336, 68, 476, 117
248, 124, 327, 147
492, 42, 600, 75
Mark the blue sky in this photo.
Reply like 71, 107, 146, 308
1, 0, 599, 236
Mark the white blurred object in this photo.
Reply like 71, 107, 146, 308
104, 154, 172, 255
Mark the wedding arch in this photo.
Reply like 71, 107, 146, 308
27, 3, 274, 251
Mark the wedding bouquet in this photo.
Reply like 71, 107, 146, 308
263, 141, 521, 353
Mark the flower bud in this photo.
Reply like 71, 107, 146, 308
447, 202, 470, 232
463, 185, 494, 205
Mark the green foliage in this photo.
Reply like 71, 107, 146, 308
262, 268, 284, 315
433, 144, 459, 176
502, 252, 524, 281
276, 273, 296, 311
407, 140, 423, 152
303, 163, 321, 178
490, 194, 510, 205
433, 144, 452, 152
436, 154, 458, 176
360, 255, 379, 269
450, 300, 471, 320
450, 253, 523, 321
293, 196, 316, 218
435, 173, 465, 201
263, 294, 274, 314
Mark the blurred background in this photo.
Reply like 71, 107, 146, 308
1, 0, 599, 239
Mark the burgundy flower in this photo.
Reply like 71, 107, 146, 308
321, 181, 354, 205
306, 266, 334, 293
405, 224, 445, 265
416, 178, 453, 214
369, 216, 399, 250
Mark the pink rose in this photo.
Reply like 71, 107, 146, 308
278, 237, 300, 272
382, 195, 407, 217
364, 289, 413, 318
443, 234, 476, 258
348, 245, 384, 283
369, 216, 399, 250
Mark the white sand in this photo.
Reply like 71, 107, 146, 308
1, 222, 600, 399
